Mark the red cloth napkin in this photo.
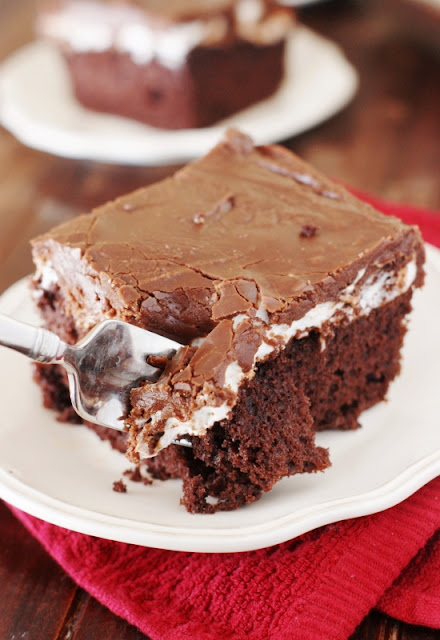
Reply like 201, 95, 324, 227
7, 194, 440, 640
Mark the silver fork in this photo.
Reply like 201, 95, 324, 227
0, 313, 191, 445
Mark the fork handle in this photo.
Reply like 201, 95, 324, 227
0, 313, 66, 364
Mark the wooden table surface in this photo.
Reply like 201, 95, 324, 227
0, 1, 439, 638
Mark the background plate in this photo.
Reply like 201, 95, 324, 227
0, 246, 439, 553
0, 27, 358, 166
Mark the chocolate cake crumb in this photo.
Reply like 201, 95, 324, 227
112, 480, 127, 493
123, 467, 142, 482
300, 224, 319, 238
123, 466, 153, 486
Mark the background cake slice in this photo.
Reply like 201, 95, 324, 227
31, 130, 425, 513
36, 0, 295, 129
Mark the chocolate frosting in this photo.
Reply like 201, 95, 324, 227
33, 130, 424, 344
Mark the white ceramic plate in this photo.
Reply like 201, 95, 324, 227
0, 245, 439, 553
0, 27, 358, 166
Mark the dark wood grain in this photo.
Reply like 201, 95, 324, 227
72, 597, 148, 640
0, 502, 78, 640
294, 1, 440, 208
352, 611, 440, 640
0, 1, 439, 638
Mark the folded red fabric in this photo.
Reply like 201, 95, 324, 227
7, 194, 440, 640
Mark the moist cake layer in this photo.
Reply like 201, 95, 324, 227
33, 290, 411, 512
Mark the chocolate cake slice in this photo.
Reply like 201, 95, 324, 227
31, 130, 425, 513
36, 0, 295, 129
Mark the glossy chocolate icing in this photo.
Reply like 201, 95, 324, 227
32, 130, 424, 342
